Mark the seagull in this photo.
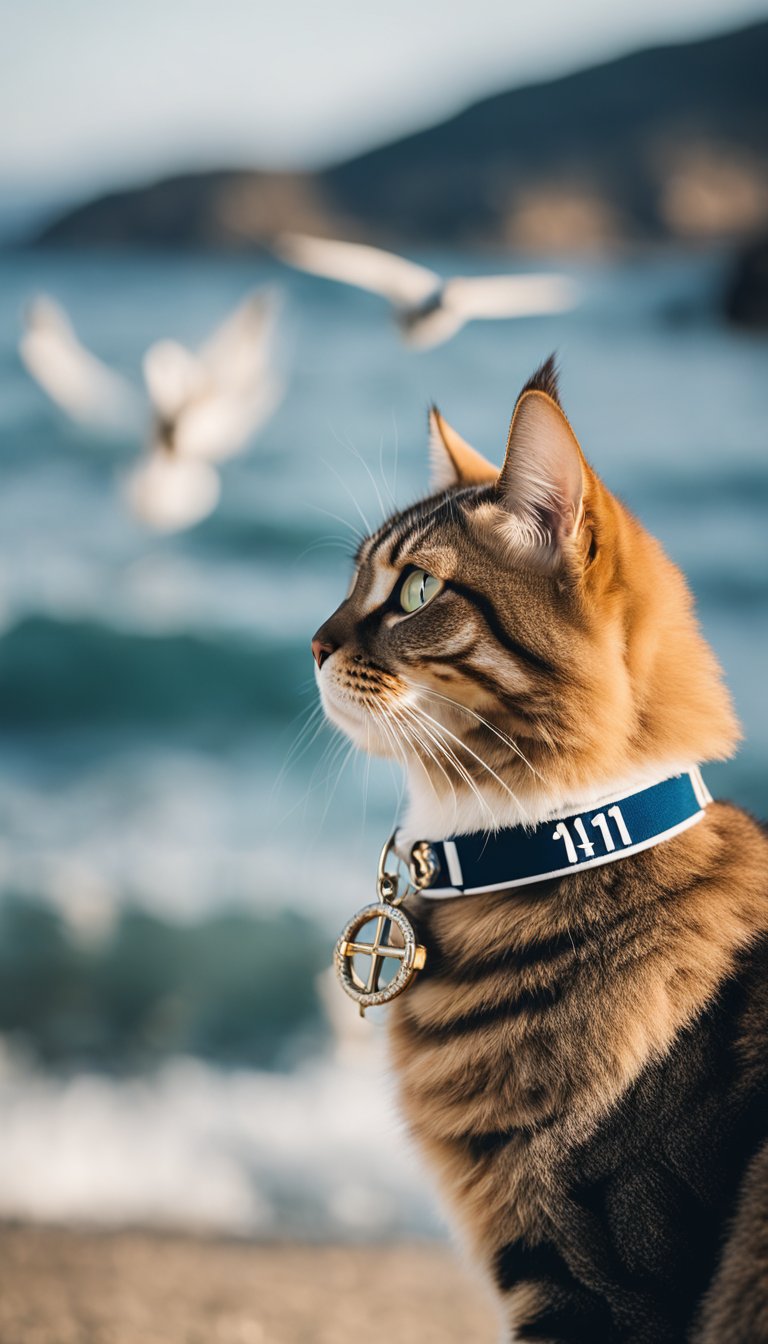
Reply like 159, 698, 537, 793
20, 290, 284, 532
275, 234, 578, 349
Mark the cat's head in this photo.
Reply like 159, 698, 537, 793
312, 358, 739, 834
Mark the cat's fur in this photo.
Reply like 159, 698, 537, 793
312, 359, 768, 1342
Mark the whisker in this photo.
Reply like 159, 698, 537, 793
307, 503, 366, 545
271, 702, 325, 800
372, 704, 431, 834
318, 738, 358, 830
370, 701, 406, 769
376, 698, 438, 801
414, 701, 529, 815
384, 705, 450, 818
304, 724, 350, 802
319, 453, 374, 538
405, 700, 528, 823
392, 707, 462, 835
417, 724, 495, 830
398, 701, 496, 828
390, 410, 399, 504
408, 681, 542, 781
293, 537, 358, 564
377, 431, 398, 513
331, 426, 392, 521
390, 702, 457, 807
361, 714, 373, 835
276, 721, 347, 826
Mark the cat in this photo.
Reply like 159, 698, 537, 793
311, 357, 768, 1343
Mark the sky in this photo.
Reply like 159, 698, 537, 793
3, 0, 768, 207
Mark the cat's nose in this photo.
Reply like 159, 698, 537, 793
311, 636, 337, 670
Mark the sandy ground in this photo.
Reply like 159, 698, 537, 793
0, 1225, 498, 1344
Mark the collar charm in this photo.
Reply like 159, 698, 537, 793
334, 834, 430, 1016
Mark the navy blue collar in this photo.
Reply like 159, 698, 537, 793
398, 769, 712, 900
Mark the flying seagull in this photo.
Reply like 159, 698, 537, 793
20, 290, 284, 532
275, 234, 578, 349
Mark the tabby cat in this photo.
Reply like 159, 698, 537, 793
311, 358, 768, 1343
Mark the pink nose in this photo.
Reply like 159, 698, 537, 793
311, 638, 336, 670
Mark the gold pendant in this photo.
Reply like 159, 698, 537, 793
334, 834, 431, 1015
335, 901, 426, 1013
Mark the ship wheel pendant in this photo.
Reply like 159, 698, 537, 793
334, 835, 433, 1015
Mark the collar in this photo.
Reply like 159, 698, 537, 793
397, 768, 712, 900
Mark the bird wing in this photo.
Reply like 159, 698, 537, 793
442, 274, 580, 319
142, 340, 207, 422
19, 295, 140, 431
174, 379, 285, 463
122, 454, 220, 532
275, 234, 440, 307
197, 288, 281, 395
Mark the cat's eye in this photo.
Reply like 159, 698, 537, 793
399, 569, 443, 614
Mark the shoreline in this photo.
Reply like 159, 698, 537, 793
0, 1223, 497, 1343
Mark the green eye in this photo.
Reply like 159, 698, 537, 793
399, 569, 443, 614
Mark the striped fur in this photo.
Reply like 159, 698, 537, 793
312, 363, 768, 1341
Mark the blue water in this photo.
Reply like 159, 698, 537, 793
0, 246, 765, 1234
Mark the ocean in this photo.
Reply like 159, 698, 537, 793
0, 245, 766, 1238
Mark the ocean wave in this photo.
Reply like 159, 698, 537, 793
692, 572, 768, 611
0, 895, 328, 1070
631, 465, 768, 511
0, 614, 309, 727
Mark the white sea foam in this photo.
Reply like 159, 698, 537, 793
0, 739, 394, 926
0, 1032, 442, 1239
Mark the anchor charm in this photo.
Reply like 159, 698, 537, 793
334, 834, 433, 1014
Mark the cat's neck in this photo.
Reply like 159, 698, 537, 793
399, 755, 701, 845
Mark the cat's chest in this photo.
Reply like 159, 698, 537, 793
385, 900, 701, 1250
389, 961, 578, 1140
387, 966, 575, 1250
388, 904, 604, 1145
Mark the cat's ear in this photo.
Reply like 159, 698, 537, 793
428, 406, 497, 491
497, 359, 588, 558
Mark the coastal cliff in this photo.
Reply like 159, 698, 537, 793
34, 19, 768, 253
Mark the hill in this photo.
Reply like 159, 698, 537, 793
35, 19, 768, 251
